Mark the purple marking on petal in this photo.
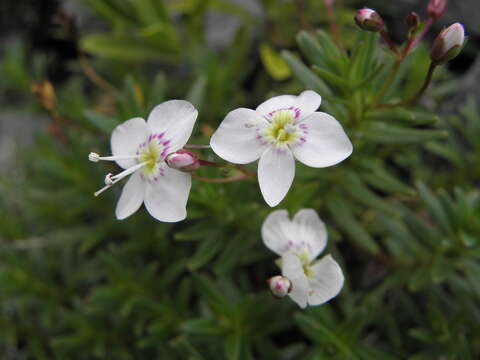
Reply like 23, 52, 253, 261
163, 140, 171, 146
300, 137, 306, 142
299, 123, 307, 129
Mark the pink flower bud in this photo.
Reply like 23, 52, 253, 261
427, 0, 448, 20
267, 275, 292, 298
406, 12, 421, 29
354, 8, 384, 32
165, 150, 200, 172
430, 23, 466, 65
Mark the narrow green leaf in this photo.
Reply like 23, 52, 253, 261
417, 182, 453, 234
81, 33, 177, 61
187, 235, 223, 271
326, 196, 380, 254
186, 75, 208, 111
363, 122, 448, 144
281, 51, 331, 95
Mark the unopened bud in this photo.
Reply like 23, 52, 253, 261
267, 275, 292, 298
406, 12, 421, 29
430, 23, 466, 65
427, 0, 448, 20
354, 8, 384, 32
165, 150, 200, 172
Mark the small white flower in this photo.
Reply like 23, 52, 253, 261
210, 91, 352, 207
89, 100, 198, 222
262, 209, 344, 308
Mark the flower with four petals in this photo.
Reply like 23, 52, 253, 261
90, 100, 198, 222
262, 208, 344, 308
210, 90, 353, 206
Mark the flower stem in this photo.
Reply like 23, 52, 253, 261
376, 62, 437, 109
192, 173, 253, 184
293, 0, 313, 30
198, 159, 228, 168
185, 144, 211, 149
404, 17, 434, 55
379, 29, 399, 55
372, 56, 402, 106
324, 0, 342, 47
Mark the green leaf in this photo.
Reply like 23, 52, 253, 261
187, 235, 223, 271
363, 122, 448, 144
83, 110, 118, 134
360, 161, 415, 196
312, 65, 349, 91
186, 75, 208, 111
408, 266, 431, 291
225, 332, 242, 360
259, 43, 291, 81
147, 72, 167, 110
131, 0, 168, 25
366, 108, 440, 126
343, 172, 401, 215
81, 33, 177, 61
416, 182, 453, 234
82, 0, 138, 26
281, 51, 331, 95
326, 196, 380, 254
295, 313, 351, 355
181, 318, 224, 335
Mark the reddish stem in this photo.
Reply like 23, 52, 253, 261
404, 17, 434, 55
192, 173, 253, 184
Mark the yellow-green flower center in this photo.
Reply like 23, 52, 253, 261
139, 143, 161, 175
265, 110, 299, 146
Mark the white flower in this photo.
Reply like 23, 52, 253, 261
210, 91, 352, 207
89, 100, 198, 222
262, 209, 344, 308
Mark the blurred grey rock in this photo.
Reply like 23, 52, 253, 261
205, 0, 263, 49
0, 112, 48, 169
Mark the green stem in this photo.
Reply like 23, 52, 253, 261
372, 57, 402, 106
376, 62, 437, 109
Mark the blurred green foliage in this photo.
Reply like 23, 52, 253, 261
0, 0, 479, 359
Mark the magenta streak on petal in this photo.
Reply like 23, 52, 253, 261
300, 137, 306, 142
299, 123, 307, 129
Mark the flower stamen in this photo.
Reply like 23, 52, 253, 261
94, 162, 147, 197
88, 152, 140, 163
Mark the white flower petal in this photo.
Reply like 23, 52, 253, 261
210, 108, 268, 164
258, 147, 295, 207
144, 166, 192, 222
292, 112, 352, 168
293, 209, 327, 261
115, 172, 145, 220
282, 253, 309, 309
111, 117, 148, 169
147, 100, 198, 152
256, 90, 322, 121
261, 210, 296, 256
307, 254, 344, 306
